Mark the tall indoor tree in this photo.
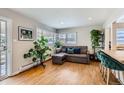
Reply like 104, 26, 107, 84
24, 36, 51, 68
90, 29, 101, 54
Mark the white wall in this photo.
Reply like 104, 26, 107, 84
57, 25, 103, 52
104, 27, 111, 50
0, 8, 56, 75
103, 9, 124, 28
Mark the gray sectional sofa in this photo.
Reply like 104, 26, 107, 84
52, 46, 89, 64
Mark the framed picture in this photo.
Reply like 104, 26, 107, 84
18, 26, 33, 41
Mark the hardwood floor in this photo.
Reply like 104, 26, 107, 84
0, 60, 119, 85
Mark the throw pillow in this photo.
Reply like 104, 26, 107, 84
74, 48, 81, 54
67, 48, 74, 54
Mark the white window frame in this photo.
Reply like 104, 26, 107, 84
57, 33, 66, 44
36, 28, 55, 45
36, 27, 43, 40
57, 32, 77, 45
66, 32, 77, 45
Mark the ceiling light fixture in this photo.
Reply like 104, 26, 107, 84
60, 21, 64, 24
88, 17, 92, 20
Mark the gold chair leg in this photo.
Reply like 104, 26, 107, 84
107, 68, 110, 85
101, 65, 104, 75
117, 71, 120, 80
99, 63, 102, 72
104, 67, 107, 80
107, 70, 121, 85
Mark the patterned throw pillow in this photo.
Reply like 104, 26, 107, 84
67, 48, 74, 54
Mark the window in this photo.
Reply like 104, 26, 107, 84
36, 28, 56, 45
53, 33, 57, 43
47, 33, 54, 45
57, 32, 77, 45
36, 28, 77, 45
66, 33, 77, 44
58, 33, 66, 44
36, 28, 43, 39
43, 30, 55, 45
116, 30, 124, 45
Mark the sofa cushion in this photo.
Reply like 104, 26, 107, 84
74, 48, 81, 54
66, 54, 87, 58
80, 46, 88, 54
67, 48, 74, 54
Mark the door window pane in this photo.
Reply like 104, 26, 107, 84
116, 30, 124, 45
0, 51, 7, 75
0, 20, 7, 77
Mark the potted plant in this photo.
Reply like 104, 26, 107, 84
54, 41, 63, 53
24, 36, 51, 68
54, 41, 63, 48
90, 29, 101, 54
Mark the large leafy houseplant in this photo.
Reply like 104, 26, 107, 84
24, 36, 51, 68
90, 29, 101, 54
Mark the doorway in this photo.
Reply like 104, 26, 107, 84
0, 17, 12, 80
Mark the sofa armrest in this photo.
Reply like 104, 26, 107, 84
87, 51, 90, 55
86, 51, 90, 62
55, 48, 62, 53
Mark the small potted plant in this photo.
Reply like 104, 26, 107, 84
24, 36, 51, 68
54, 41, 63, 53
54, 41, 63, 48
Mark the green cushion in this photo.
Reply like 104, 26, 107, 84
67, 48, 74, 54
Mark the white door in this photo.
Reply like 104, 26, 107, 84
0, 19, 8, 80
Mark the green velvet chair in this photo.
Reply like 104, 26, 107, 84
100, 51, 124, 84
96, 50, 101, 60
96, 50, 104, 73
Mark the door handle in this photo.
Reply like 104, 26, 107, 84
3, 46, 7, 50
0, 46, 7, 51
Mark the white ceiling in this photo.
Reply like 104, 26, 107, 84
116, 15, 124, 23
10, 8, 115, 29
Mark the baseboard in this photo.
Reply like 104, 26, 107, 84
10, 58, 51, 76
10, 63, 37, 76
9, 71, 20, 76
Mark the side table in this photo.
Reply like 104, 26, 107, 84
89, 53, 95, 60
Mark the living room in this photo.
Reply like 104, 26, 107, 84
1, 0, 124, 93
1, 8, 124, 86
